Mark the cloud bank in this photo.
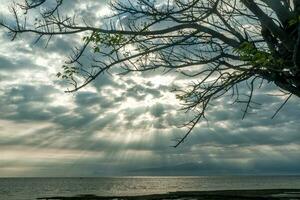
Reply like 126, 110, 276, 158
0, 0, 299, 177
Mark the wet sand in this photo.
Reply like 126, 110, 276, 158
37, 189, 300, 200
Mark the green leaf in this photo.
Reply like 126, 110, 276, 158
94, 46, 100, 53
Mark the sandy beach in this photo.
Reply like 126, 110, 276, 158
37, 189, 300, 200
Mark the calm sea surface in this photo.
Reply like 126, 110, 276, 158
1, 176, 300, 200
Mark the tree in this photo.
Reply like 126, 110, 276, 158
1, 0, 300, 147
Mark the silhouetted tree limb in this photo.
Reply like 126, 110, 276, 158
1, 0, 299, 146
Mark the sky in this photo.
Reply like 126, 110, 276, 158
0, 0, 300, 177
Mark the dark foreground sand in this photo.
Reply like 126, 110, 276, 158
37, 189, 300, 200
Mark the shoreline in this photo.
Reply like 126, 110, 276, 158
37, 189, 300, 200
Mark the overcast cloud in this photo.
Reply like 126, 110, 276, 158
0, 0, 299, 177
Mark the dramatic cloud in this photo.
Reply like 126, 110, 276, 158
0, 0, 299, 177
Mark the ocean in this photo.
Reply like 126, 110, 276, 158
1, 176, 300, 200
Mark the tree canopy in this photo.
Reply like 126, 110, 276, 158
1, 0, 300, 146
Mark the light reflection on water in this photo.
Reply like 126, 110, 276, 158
1, 176, 300, 200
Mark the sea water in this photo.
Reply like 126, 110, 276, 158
1, 176, 300, 200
